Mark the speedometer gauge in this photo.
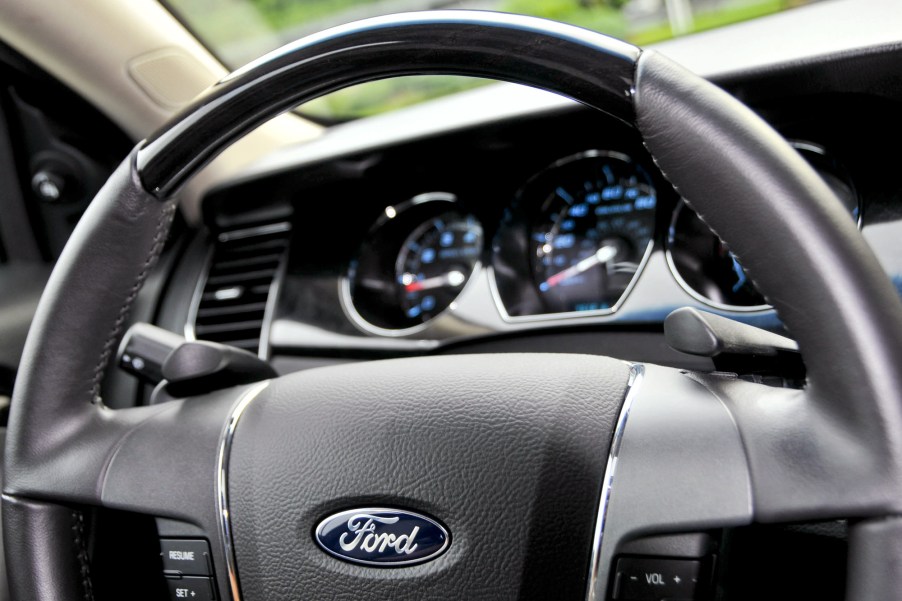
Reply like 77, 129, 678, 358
532, 153, 656, 312
492, 150, 659, 318
345, 193, 483, 333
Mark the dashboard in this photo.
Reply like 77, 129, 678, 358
154, 74, 902, 374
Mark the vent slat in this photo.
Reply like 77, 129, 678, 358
219, 238, 288, 256
197, 302, 269, 319
200, 287, 269, 303
210, 253, 283, 273
204, 268, 278, 287
192, 222, 290, 353
197, 337, 261, 352
195, 319, 265, 335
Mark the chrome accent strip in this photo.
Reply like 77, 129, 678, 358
216, 380, 271, 601
258, 232, 291, 360
585, 363, 644, 601
184, 243, 215, 341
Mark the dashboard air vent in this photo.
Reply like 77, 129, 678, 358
190, 222, 291, 356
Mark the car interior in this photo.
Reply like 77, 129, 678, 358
0, 0, 901, 600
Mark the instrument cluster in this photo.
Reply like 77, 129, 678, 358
341, 141, 859, 334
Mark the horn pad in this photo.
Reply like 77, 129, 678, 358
227, 354, 630, 600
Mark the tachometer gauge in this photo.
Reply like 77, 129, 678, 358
345, 193, 483, 333
530, 152, 657, 314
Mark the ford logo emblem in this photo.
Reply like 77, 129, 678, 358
314, 507, 450, 566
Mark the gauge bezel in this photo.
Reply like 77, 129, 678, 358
665, 140, 862, 312
790, 140, 863, 229
664, 199, 771, 313
489, 149, 658, 322
341, 192, 484, 336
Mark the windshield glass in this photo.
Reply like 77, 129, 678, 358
166, 0, 819, 120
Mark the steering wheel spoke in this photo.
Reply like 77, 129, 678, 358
588, 364, 753, 599
97, 391, 238, 523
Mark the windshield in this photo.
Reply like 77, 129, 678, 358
166, 0, 818, 120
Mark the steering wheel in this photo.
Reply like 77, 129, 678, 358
7, 11, 902, 601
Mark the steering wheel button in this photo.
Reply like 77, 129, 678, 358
165, 576, 216, 601
612, 557, 703, 600
160, 539, 213, 575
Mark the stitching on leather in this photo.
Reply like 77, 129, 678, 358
633, 53, 693, 219
632, 51, 776, 311
72, 510, 95, 601
90, 199, 177, 402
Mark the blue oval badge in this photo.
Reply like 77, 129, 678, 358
314, 507, 450, 566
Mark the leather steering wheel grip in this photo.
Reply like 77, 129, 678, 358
634, 52, 902, 517
5, 10, 902, 601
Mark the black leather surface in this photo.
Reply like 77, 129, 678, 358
0, 429, 9, 601
847, 516, 902, 601
229, 354, 629, 601
2, 496, 87, 601
4, 148, 175, 600
5, 147, 175, 498
634, 50, 902, 519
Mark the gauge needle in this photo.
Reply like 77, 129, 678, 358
541, 245, 618, 290
404, 270, 466, 292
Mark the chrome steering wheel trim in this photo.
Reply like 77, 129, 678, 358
135, 11, 639, 198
